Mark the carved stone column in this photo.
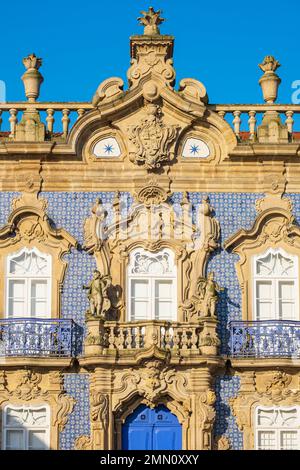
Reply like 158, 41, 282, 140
89, 367, 113, 450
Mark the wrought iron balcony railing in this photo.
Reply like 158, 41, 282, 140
229, 320, 300, 358
0, 318, 78, 358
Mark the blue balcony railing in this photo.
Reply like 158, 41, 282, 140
0, 318, 78, 357
230, 320, 300, 358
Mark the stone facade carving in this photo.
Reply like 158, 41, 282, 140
128, 103, 179, 170
83, 270, 113, 320
83, 186, 220, 324
0, 369, 75, 449
0, 182, 76, 318
224, 183, 300, 321
74, 435, 92, 450
213, 435, 231, 450
182, 272, 223, 321
230, 370, 300, 450
138, 7, 165, 36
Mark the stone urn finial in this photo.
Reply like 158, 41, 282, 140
21, 53, 44, 102
258, 55, 281, 103
138, 6, 165, 35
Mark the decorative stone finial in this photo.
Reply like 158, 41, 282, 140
258, 55, 281, 104
259, 55, 280, 73
21, 53, 44, 102
138, 6, 165, 35
23, 53, 42, 71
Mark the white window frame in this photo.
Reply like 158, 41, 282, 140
252, 247, 298, 321
255, 405, 300, 450
2, 404, 50, 450
127, 248, 177, 321
6, 247, 52, 318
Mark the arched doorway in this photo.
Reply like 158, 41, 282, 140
122, 404, 182, 450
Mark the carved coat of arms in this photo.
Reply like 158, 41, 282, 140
128, 103, 179, 170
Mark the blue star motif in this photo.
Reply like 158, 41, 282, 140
104, 143, 114, 154
190, 144, 199, 155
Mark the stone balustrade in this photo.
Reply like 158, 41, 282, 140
0, 102, 93, 140
104, 320, 202, 351
1, 102, 300, 142
85, 319, 219, 357
212, 104, 300, 141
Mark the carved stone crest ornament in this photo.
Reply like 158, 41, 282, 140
128, 103, 179, 170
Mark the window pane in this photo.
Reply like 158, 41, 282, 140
279, 281, 295, 320
131, 280, 149, 320
256, 281, 272, 320
132, 280, 149, 298
155, 281, 173, 320
8, 280, 26, 317
257, 430, 276, 450
280, 431, 298, 450
6, 408, 24, 426
5, 430, 24, 450
31, 280, 48, 318
28, 430, 47, 450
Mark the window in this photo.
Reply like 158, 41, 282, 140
253, 248, 298, 320
255, 406, 300, 450
6, 248, 51, 318
2, 405, 50, 450
127, 248, 177, 321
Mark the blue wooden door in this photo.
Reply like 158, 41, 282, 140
122, 404, 182, 450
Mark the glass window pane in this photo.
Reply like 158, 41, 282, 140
131, 300, 149, 320
156, 280, 173, 299
31, 280, 48, 318
131, 280, 149, 298
8, 280, 26, 317
28, 430, 47, 450
5, 430, 24, 450
280, 431, 298, 450
257, 430, 276, 450
6, 408, 24, 426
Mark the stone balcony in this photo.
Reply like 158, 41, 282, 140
229, 320, 300, 358
84, 319, 220, 364
0, 318, 79, 358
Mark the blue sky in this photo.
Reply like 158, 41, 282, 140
1, 0, 300, 104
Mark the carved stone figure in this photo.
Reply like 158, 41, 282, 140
83, 270, 112, 320
128, 103, 179, 170
182, 272, 223, 321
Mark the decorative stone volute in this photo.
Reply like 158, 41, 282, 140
21, 53, 44, 102
258, 55, 281, 104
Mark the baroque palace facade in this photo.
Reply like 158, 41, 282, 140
0, 7, 299, 451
